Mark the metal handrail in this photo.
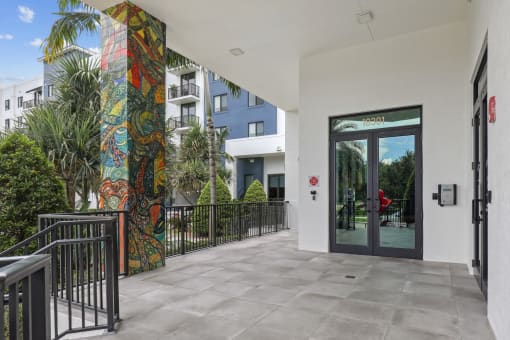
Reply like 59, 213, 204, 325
168, 83, 200, 99
0, 255, 51, 340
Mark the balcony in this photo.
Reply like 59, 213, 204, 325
167, 115, 199, 131
225, 134, 285, 158
168, 84, 200, 104
22, 99, 43, 110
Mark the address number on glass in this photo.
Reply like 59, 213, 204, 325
362, 116, 385, 127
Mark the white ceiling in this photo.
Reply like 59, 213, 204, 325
84, 0, 467, 111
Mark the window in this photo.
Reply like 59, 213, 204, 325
181, 103, 196, 126
47, 84, 54, 97
214, 94, 228, 112
248, 122, 264, 137
5, 119, 10, 130
213, 73, 220, 81
17, 96, 23, 108
268, 174, 285, 201
215, 126, 228, 135
4, 99, 10, 111
248, 93, 264, 107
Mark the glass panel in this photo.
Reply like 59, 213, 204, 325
257, 122, 264, 136
378, 135, 416, 249
248, 123, 256, 137
331, 107, 421, 133
214, 96, 221, 112
335, 139, 368, 247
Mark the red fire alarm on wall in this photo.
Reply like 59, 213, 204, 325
489, 96, 496, 123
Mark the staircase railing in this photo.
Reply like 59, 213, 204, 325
0, 255, 51, 340
0, 215, 119, 339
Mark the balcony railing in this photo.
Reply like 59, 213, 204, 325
22, 99, 42, 110
168, 84, 200, 100
167, 115, 198, 130
165, 201, 289, 257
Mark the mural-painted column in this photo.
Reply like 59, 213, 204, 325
99, 2, 166, 274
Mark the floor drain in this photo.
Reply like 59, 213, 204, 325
345, 275, 356, 279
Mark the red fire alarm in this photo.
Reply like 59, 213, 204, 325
308, 176, 319, 187
489, 96, 496, 123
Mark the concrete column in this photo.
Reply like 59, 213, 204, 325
99, 2, 166, 274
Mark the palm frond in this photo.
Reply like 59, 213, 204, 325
43, 9, 100, 63
166, 48, 198, 69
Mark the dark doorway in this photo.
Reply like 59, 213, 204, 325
329, 107, 423, 259
472, 49, 488, 297
268, 174, 285, 201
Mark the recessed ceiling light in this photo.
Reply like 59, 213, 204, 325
229, 48, 245, 56
356, 10, 373, 25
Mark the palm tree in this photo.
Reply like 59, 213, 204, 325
24, 55, 101, 209
45, 0, 241, 205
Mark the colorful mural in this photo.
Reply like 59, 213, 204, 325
100, 2, 166, 274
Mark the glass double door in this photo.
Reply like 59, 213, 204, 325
330, 128, 422, 259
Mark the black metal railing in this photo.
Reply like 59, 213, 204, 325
380, 199, 414, 227
0, 255, 51, 340
22, 99, 42, 110
167, 115, 199, 130
39, 211, 130, 276
165, 201, 288, 257
168, 84, 200, 100
0, 215, 119, 339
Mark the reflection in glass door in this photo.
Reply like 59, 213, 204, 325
376, 134, 416, 252
330, 107, 422, 259
333, 137, 370, 252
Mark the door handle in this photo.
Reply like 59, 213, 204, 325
366, 198, 372, 213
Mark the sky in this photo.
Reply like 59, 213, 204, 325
0, 1, 100, 88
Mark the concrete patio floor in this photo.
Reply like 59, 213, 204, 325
97, 230, 494, 340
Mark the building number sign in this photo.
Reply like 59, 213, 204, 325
362, 116, 385, 127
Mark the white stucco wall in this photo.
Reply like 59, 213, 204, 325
298, 22, 471, 263
285, 111, 299, 229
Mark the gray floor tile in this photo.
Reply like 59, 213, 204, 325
403, 281, 454, 297
348, 287, 405, 305
104, 231, 491, 340
457, 316, 495, 340
392, 308, 460, 337
302, 281, 357, 298
256, 307, 328, 337
311, 314, 387, 340
384, 326, 458, 340
285, 292, 342, 312
161, 290, 231, 316
168, 315, 252, 340
239, 285, 300, 305
331, 299, 396, 324
208, 298, 277, 321
397, 293, 458, 315
234, 325, 308, 340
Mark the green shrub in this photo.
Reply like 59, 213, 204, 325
197, 177, 232, 205
0, 134, 68, 252
243, 180, 267, 202
194, 177, 232, 237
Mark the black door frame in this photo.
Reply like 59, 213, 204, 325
329, 108, 423, 259
472, 49, 488, 297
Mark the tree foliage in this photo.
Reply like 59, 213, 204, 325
24, 55, 101, 210
378, 151, 415, 200
168, 124, 232, 204
0, 134, 68, 251
243, 180, 267, 202
197, 177, 232, 205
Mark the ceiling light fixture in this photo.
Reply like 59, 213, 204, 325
229, 48, 245, 56
356, 10, 373, 25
